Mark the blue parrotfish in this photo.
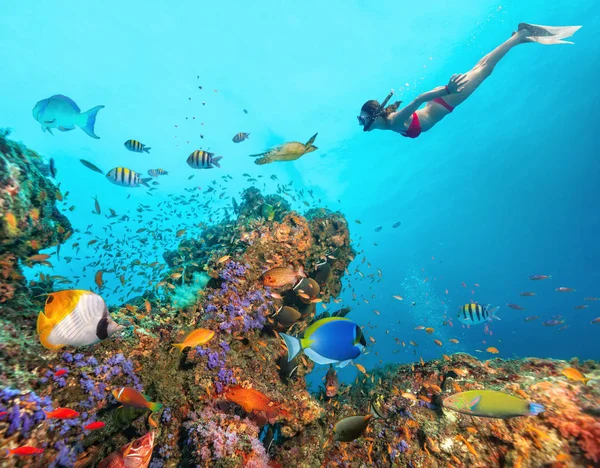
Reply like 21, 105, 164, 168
32, 95, 104, 139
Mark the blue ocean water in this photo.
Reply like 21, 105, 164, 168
1, 0, 598, 391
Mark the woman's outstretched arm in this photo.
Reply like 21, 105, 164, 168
389, 74, 468, 127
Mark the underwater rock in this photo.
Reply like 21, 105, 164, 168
0, 131, 73, 388
0, 129, 72, 260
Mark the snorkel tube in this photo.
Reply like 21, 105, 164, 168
362, 89, 395, 132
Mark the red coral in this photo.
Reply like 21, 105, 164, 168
542, 384, 600, 463
549, 413, 600, 463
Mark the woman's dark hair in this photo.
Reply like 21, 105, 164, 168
361, 99, 402, 118
361, 100, 381, 117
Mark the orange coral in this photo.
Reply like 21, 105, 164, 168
542, 384, 600, 463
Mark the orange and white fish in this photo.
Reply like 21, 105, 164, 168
98, 432, 156, 468
112, 387, 162, 412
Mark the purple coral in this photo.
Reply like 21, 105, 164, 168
0, 388, 51, 438
205, 261, 271, 335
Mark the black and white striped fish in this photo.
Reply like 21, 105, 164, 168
147, 168, 169, 177
106, 167, 151, 187
458, 303, 500, 325
187, 150, 222, 169
124, 139, 151, 153
232, 132, 250, 143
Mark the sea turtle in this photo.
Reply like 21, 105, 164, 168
250, 133, 318, 165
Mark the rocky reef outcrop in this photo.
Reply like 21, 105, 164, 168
0, 136, 599, 468
0, 131, 72, 389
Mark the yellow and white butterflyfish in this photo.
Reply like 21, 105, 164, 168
36, 290, 123, 350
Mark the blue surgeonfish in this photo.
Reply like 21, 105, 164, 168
279, 317, 366, 368
32, 95, 104, 138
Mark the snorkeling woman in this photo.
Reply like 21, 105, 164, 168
358, 23, 582, 137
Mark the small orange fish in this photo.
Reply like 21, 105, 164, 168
224, 386, 291, 421
29, 208, 40, 221
170, 273, 182, 280
147, 413, 158, 428
449, 339, 459, 344
217, 255, 230, 264
355, 363, 367, 374
402, 393, 417, 401
486, 347, 499, 354
434, 339, 443, 347
425, 327, 434, 334
176, 229, 186, 238
95, 270, 104, 289
44, 407, 79, 420
172, 328, 215, 353
144, 300, 151, 313
455, 435, 477, 457
26, 254, 51, 263
562, 367, 591, 385
4, 446, 44, 456
393, 295, 403, 301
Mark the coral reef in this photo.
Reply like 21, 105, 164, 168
0, 131, 72, 389
1, 136, 599, 467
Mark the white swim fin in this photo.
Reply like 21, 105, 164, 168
518, 23, 582, 45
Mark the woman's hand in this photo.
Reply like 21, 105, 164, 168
446, 74, 469, 94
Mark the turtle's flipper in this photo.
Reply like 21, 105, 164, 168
305, 133, 318, 147
255, 155, 272, 165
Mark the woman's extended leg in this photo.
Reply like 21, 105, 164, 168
442, 29, 528, 107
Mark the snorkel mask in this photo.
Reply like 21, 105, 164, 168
358, 89, 395, 132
